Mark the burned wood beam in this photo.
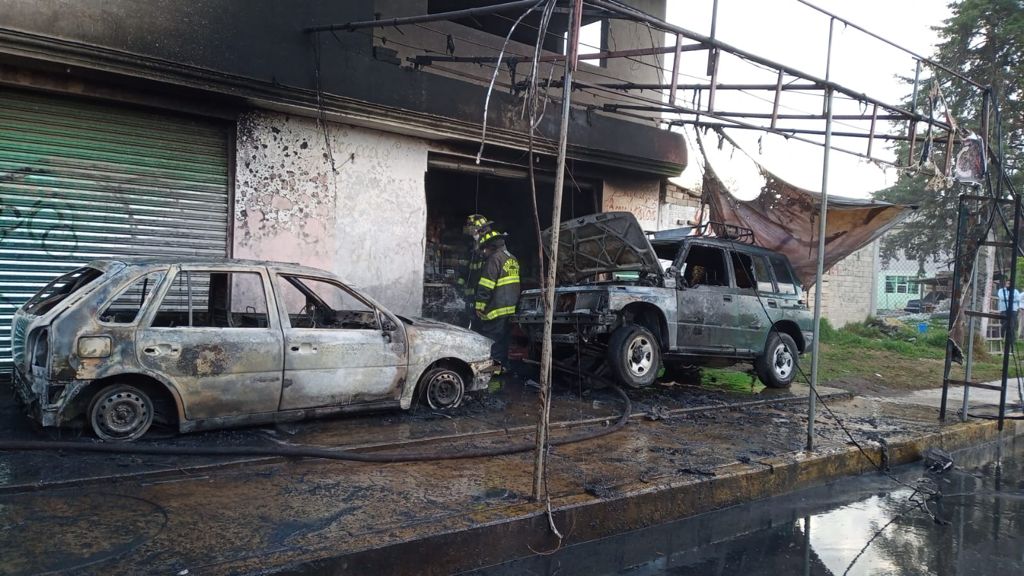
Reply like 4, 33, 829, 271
410, 43, 706, 66
305, 0, 542, 33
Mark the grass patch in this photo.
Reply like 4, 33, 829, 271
709, 317, 1024, 394
701, 368, 765, 394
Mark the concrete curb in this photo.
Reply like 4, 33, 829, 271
274, 418, 1022, 575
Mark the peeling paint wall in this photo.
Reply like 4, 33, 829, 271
602, 177, 662, 231
234, 111, 429, 316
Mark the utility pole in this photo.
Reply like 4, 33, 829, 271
534, 0, 581, 500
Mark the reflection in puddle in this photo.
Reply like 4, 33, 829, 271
470, 436, 1024, 576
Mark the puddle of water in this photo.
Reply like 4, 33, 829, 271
469, 435, 1024, 576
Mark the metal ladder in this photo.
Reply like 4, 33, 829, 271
940, 190, 1023, 429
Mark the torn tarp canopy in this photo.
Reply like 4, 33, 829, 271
703, 162, 914, 287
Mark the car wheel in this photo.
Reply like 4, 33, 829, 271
420, 366, 466, 410
89, 384, 154, 442
608, 324, 661, 388
756, 332, 799, 389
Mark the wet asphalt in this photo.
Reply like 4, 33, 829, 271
469, 434, 1024, 576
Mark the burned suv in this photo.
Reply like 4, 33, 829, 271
12, 258, 498, 441
515, 212, 813, 389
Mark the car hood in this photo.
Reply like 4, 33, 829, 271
403, 316, 493, 360
545, 212, 663, 284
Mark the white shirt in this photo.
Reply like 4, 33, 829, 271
997, 287, 1021, 312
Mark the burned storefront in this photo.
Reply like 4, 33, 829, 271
422, 151, 601, 324
0, 0, 684, 373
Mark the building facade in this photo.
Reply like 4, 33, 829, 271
805, 241, 879, 328
0, 1, 685, 371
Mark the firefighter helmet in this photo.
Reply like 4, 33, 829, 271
463, 214, 489, 236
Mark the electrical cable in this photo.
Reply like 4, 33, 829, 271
0, 383, 632, 462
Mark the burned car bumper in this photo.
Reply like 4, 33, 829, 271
513, 312, 619, 345
13, 366, 62, 427
469, 358, 502, 390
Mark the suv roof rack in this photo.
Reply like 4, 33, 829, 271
696, 221, 755, 244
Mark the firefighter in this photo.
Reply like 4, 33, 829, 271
459, 214, 488, 325
473, 223, 521, 376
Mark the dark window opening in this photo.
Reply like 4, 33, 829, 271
277, 275, 379, 330
731, 251, 775, 293
100, 271, 166, 324
769, 255, 800, 295
152, 271, 269, 328
423, 163, 599, 324
682, 245, 728, 287
22, 267, 104, 316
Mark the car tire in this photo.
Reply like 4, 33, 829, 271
88, 384, 155, 442
608, 324, 661, 388
756, 332, 799, 389
419, 366, 466, 410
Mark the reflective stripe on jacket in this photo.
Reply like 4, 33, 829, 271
457, 251, 484, 298
475, 247, 520, 321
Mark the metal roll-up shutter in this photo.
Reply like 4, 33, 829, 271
0, 88, 230, 373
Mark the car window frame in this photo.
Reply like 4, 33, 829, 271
274, 273, 384, 331
676, 241, 732, 290
767, 254, 801, 297
142, 265, 278, 331
96, 269, 170, 326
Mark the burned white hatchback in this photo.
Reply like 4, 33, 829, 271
11, 258, 499, 441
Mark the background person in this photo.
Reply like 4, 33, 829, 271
997, 278, 1021, 340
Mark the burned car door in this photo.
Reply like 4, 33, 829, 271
675, 243, 733, 352
728, 250, 780, 354
137, 266, 284, 420
275, 274, 406, 410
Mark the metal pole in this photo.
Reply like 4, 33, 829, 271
586, 0, 941, 127
998, 196, 1020, 431
808, 87, 833, 451
807, 30, 835, 452
807, 17, 836, 451
963, 249, 981, 421
534, 0, 581, 501
940, 195, 967, 420
794, 0, 986, 90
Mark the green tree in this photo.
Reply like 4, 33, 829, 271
875, 0, 1024, 269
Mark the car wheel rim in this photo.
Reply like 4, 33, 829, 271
95, 391, 150, 439
627, 336, 654, 378
772, 343, 794, 379
427, 371, 464, 409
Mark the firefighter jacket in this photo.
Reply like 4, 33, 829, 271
456, 249, 484, 300
474, 243, 521, 321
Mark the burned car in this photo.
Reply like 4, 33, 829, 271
11, 258, 499, 441
515, 212, 813, 389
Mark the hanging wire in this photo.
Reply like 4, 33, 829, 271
476, 0, 548, 163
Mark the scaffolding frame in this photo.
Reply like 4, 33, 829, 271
305, 0, 1005, 477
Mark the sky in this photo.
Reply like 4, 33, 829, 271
662, 0, 952, 199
